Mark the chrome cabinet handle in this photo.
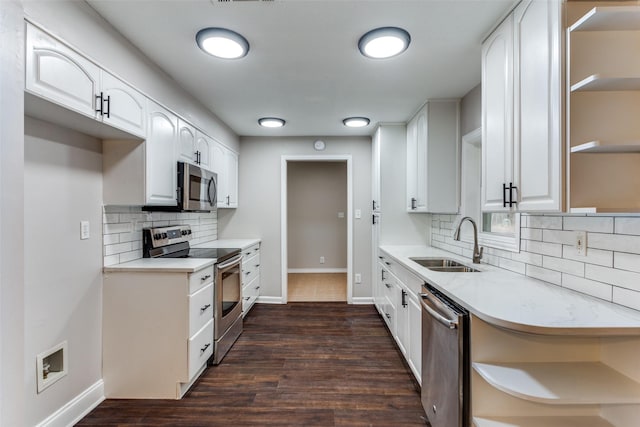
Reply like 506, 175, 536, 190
255, 286, 260, 290
401, 290, 407, 307
200, 343, 211, 354
411, 197, 417, 210
381, 269, 386, 280
244, 297, 250, 301
384, 283, 391, 289
201, 274, 212, 282
385, 313, 391, 320
200, 303, 211, 313
255, 264, 260, 268
244, 271, 251, 275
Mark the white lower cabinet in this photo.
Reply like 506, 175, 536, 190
377, 250, 422, 384
241, 243, 261, 316
103, 265, 214, 399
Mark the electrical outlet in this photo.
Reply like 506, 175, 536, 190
355, 273, 362, 283
575, 231, 587, 256
338, 211, 345, 218
320, 256, 325, 264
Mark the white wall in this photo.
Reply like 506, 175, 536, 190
460, 84, 481, 136
0, 1, 26, 425
287, 162, 347, 270
218, 136, 372, 299
378, 124, 430, 245
22, 0, 239, 152
24, 117, 103, 426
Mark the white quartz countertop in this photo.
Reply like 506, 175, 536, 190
380, 245, 640, 336
103, 257, 215, 273
193, 238, 261, 250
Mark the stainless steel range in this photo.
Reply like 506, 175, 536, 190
143, 225, 243, 365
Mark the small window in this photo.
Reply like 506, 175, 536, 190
460, 128, 520, 252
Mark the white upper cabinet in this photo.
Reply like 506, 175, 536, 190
101, 72, 147, 138
212, 141, 239, 208
406, 100, 460, 213
26, 22, 100, 119
481, 0, 563, 212
25, 22, 147, 139
177, 119, 197, 164
195, 131, 213, 170
146, 101, 178, 206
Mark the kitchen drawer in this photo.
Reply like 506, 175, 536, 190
242, 254, 260, 285
241, 244, 260, 260
242, 295, 258, 316
381, 296, 396, 334
188, 282, 213, 337
188, 319, 214, 380
189, 266, 214, 294
243, 275, 260, 299
382, 275, 398, 305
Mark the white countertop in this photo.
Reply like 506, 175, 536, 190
193, 238, 261, 251
103, 257, 215, 273
380, 245, 640, 336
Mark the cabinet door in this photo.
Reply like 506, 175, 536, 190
408, 294, 422, 382
177, 119, 196, 164
225, 149, 239, 208
146, 101, 178, 205
25, 22, 100, 119
405, 113, 422, 211
101, 71, 147, 138
211, 142, 227, 208
513, 0, 563, 212
395, 285, 410, 357
481, 14, 514, 212
195, 131, 213, 170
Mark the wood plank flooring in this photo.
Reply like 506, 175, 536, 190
77, 303, 428, 426
288, 273, 347, 302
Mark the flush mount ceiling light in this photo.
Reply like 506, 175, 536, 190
358, 27, 411, 59
258, 117, 286, 128
196, 27, 249, 59
343, 117, 370, 128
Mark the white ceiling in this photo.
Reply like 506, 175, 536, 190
87, 0, 514, 137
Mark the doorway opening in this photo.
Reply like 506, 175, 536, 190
280, 155, 353, 304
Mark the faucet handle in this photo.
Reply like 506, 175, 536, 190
479, 246, 484, 260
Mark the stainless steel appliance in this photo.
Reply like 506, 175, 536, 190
142, 225, 243, 365
145, 162, 217, 212
420, 283, 470, 427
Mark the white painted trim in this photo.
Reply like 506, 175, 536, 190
280, 155, 354, 304
351, 297, 374, 305
256, 296, 284, 305
287, 268, 348, 274
35, 380, 104, 427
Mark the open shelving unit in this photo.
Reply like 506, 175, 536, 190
567, 2, 640, 213
470, 315, 640, 426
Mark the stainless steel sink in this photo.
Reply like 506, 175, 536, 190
410, 257, 479, 273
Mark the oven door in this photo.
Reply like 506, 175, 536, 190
179, 162, 217, 211
214, 254, 243, 338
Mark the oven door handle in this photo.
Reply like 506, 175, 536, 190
420, 293, 458, 329
217, 254, 243, 269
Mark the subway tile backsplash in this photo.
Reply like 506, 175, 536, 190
102, 206, 217, 266
431, 213, 640, 312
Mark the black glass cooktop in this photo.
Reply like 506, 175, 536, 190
159, 246, 240, 262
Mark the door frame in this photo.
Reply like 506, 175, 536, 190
280, 155, 353, 304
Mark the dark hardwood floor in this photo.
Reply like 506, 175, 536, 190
77, 303, 428, 426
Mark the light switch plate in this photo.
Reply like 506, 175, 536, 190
338, 212, 345, 218
80, 221, 90, 240
355, 209, 361, 219
355, 273, 362, 283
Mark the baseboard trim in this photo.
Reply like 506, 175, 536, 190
351, 297, 374, 305
36, 379, 104, 427
256, 296, 284, 304
287, 268, 348, 273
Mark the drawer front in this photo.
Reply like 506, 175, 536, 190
382, 275, 397, 305
189, 282, 213, 337
242, 253, 261, 285
382, 296, 396, 335
241, 244, 260, 260
188, 319, 214, 380
189, 266, 214, 294
242, 295, 257, 316
243, 275, 260, 299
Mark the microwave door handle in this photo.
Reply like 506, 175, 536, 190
208, 177, 217, 207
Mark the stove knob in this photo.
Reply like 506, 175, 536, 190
161, 233, 168, 239
181, 230, 187, 235
154, 233, 161, 240
187, 230, 192, 235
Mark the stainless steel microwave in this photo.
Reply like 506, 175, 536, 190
177, 161, 217, 212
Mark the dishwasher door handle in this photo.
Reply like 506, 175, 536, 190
420, 293, 458, 329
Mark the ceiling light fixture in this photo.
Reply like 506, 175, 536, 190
196, 27, 249, 59
258, 117, 286, 128
343, 117, 370, 128
358, 27, 411, 59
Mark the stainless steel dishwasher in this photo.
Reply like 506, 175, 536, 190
420, 283, 470, 427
